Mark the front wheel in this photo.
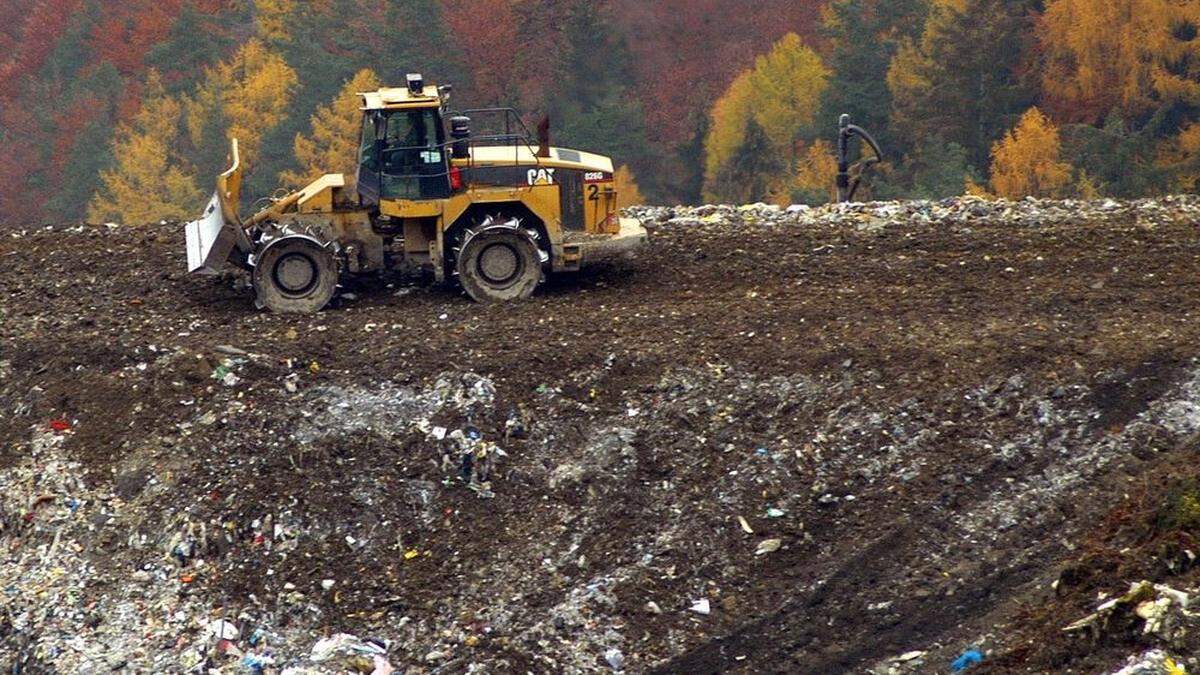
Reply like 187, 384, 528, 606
252, 237, 338, 313
457, 228, 542, 303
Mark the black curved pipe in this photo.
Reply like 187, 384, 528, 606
836, 114, 884, 203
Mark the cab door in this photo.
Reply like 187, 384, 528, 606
356, 111, 384, 206
378, 109, 451, 201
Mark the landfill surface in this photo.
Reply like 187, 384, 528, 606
3, 196, 1200, 674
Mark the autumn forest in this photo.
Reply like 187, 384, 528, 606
1, 0, 1198, 226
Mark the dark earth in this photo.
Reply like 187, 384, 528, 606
3, 203, 1200, 673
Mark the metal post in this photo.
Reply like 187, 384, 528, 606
836, 114, 851, 203
834, 114, 883, 203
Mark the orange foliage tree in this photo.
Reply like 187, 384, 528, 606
1039, 0, 1200, 123
440, 0, 521, 105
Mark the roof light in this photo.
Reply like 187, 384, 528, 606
407, 73, 424, 95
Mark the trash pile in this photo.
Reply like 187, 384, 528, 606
6, 196, 1200, 672
1065, 581, 1197, 645
1110, 650, 1188, 675
628, 194, 1200, 233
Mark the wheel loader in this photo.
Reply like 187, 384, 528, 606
185, 74, 648, 313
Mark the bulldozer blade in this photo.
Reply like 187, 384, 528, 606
186, 138, 246, 274
186, 192, 239, 274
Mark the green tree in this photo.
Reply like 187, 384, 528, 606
712, 119, 785, 203
1060, 112, 1176, 197
147, 3, 235, 95
551, 0, 652, 192
907, 137, 978, 198
887, 0, 1037, 169
818, 0, 928, 155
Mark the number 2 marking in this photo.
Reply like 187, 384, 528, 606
587, 184, 600, 201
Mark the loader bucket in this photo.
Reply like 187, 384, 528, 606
186, 138, 248, 274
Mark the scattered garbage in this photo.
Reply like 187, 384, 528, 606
951, 648, 984, 672
211, 358, 244, 387
9, 196, 1200, 673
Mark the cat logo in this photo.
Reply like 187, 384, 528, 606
527, 168, 556, 185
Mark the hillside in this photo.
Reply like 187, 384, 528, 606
3, 198, 1200, 673
3, 0, 1198, 228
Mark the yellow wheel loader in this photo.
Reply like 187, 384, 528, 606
185, 74, 648, 313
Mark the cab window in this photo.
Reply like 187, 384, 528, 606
379, 109, 450, 200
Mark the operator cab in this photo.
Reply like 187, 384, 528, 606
357, 74, 451, 205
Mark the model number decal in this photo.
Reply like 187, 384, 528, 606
584, 171, 610, 183
527, 168, 556, 185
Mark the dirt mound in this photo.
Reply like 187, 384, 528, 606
4, 197, 1200, 673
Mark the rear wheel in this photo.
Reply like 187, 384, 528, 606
457, 228, 542, 303
253, 237, 338, 313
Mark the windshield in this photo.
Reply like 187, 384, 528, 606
380, 109, 448, 200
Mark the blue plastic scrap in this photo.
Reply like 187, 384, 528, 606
951, 649, 984, 672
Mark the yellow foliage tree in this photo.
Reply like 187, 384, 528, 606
793, 140, 838, 204
87, 71, 203, 224
281, 69, 381, 188
988, 107, 1074, 199
747, 33, 830, 150
1040, 0, 1200, 123
255, 0, 296, 43
704, 70, 756, 198
186, 39, 298, 172
614, 165, 645, 209
703, 33, 829, 202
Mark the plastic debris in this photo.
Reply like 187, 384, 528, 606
310, 633, 387, 662
737, 516, 754, 534
755, 538, 782, 556
206, 619, 240, 641
951, 649, 984, 672
690, 599, 711, 615
766, 508, 785, 518
242, 653, 276, 673
605, 647, 625, 671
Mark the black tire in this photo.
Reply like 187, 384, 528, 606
252, 237, 338, 314
457, 228, 542, 303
